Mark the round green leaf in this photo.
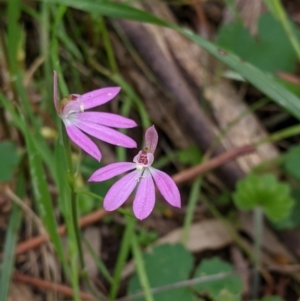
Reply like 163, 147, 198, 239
128, 244, 194, 301
283, 145, 300, 180
193, 257, 243, 299
233, 174, 294, 222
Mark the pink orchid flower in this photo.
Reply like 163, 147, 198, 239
53, 71, 137, 161
88, 125, 181, 220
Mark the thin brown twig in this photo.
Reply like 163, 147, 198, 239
276, 71, 300, 85
193, 0, 210, 38
172, 144, 255, 184
13, 263, 300, 301
14, 144, 255, 256
15, 209, 109, 255
11, 144, 255, 299
13, 272, 96, 301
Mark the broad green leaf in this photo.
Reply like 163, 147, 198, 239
128, 244, 194, 301
283, 145, 300, 180
264, 0, 300, 61
193, 257, 243, 300
273, 188, 300, 230
177, 145, 202, 166
217, 14, 298, 73
37, 0, 300, 122
216, 290, 241, 301
233, 174, 294, 222
0, 141, 20, 182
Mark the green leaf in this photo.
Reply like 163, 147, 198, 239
37, 0, 300, 121
283, 145, 300, 180
128, 244, 194, 301
233, 174, 294, 222
0, 141, 20, 182
273, 188, 300, 230
264, 0, 300, 61
110, 215, 136, 300
193, 257, 243, 300
177, 26, 300, 120
77, 191, 96, 215
136, 228, 158, 247
23, 124, 70, 278
39, 0, 167, 25
177, 145, 202, 166
54, 137, 71, 217
217, 14, 298, 73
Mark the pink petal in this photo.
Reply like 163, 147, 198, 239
81, 87, 121, 110
65, 125, 101, 161
88, 162, 135, 182
150, 168, 181, 208
133, 169, 156, 220
75, 120, 137, 148
77, 112, 137, 128
53, 71, 58, 112
145, 125, 158, 153
103, 170, 140, 211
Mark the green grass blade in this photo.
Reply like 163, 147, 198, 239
39, 0, 167, 25
175, 25, 300, 119
54, 128, 80, 299
0, 174, 24, 301
23, 118, 70, 279
181, 177, 202, 244
38, 0, 300, 121
83, 237, 113, 284
7, 0, 21, 72
131, 232, 154, 301
0, 94, 23, 129
0, 93, 58, 187
110, 214, 136, 300
264, 0, 300, 60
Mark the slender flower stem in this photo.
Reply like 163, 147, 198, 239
131, 231, 154, 301
110, 214, 136, 300
252, 207, 264, 299
181, 177, 202, 244
61, 126, 75, 189
61, 125, 83, 266
61, 127, 85, 266
61, 125, 101, 299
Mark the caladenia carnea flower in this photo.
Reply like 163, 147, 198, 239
53, 71, 137, 161
88, 125, 181, 220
